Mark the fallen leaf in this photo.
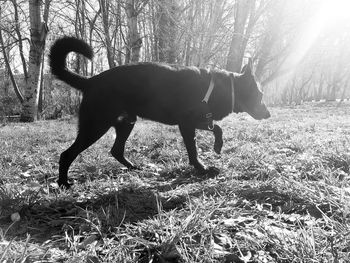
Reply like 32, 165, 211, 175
27, 182, 41, 188
86, 255, 100, 263
20, 171, 31, 178
213, 233, 232, 249
224, 253, 244, 263
11, 212, 21, 222
79, 234, 98, 249
85, 165, 97, 173
222, 216, 256, 227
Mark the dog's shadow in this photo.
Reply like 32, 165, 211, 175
8, 188, 181, 242
4, 167, 214, 243
155, 166, 219, 191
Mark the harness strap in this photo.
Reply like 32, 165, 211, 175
202, 73, 215, 103
230, 74, 235, 112
201, 72, 235, 130
203, 72, 235, 109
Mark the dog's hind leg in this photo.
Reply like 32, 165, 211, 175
111, 116, 136, 169
58, 120, 110, 188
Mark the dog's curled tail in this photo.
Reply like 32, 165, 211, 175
49, 36, 93, 91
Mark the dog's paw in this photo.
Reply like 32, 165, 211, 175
127, 165, 142, 171
57, 180, 73, 190
191, 160, 207, 173
206, 166, 220, 177
196, 166, 220, 177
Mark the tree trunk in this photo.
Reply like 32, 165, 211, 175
99, 0, 116, 68
38, 0, 50, 115
183, 1, 195, 66
37, 52, 46, 114
201, 0, 223, 66
20, 0, 49, 122
0, 28, 24, 103
157, 0, 178, 63
116, 1, 123, 65
125, 0, 142, 64
340, 77, 350, 101
3, 70, 10, 97
74, 0, 88, 76
226, 0, 255, 72
11, 0, 28, 82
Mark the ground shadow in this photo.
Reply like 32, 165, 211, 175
155, 166, 220, 190
2, 182, 188, 242
236, 185, 341, 221
1, 166, 221, 244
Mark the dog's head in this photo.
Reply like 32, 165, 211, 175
233, 60, 270, 120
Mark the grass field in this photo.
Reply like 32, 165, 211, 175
0, 102, 350, 262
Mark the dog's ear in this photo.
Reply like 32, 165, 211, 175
241, 57, 252, 76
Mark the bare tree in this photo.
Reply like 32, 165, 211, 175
20, 0, 50, 122
1, 0, 350, 112
226, 0, 255, 72
99, 0, 116, 68
156, 0, 179, 63
125, 0, 144, 63
254, 1, 284, 81
0, 3, 24, 104
74, 0, 88, 75
11, 0, 28, 82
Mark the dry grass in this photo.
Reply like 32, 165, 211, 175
0, 102, 350, 262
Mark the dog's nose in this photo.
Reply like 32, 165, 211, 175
260, 103, 270, 119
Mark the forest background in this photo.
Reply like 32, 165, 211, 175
1, 0, 350, 121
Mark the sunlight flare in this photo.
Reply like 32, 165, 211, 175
279, 0, 350, 88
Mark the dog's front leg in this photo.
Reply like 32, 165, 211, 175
178, 123, 207, 172
196, 123, 223, 154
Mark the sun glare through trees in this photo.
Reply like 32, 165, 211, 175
0, 0, 350, 262
278, 0, 350, 91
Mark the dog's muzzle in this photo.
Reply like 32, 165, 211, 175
250, 103, 271, 120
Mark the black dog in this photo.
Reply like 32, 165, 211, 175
50, 37, 270, 188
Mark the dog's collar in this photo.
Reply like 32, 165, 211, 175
202, 71, 235, 113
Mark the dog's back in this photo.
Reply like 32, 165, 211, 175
80, 62, 212, 125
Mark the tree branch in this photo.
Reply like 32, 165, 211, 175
0, 28, 24, 103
